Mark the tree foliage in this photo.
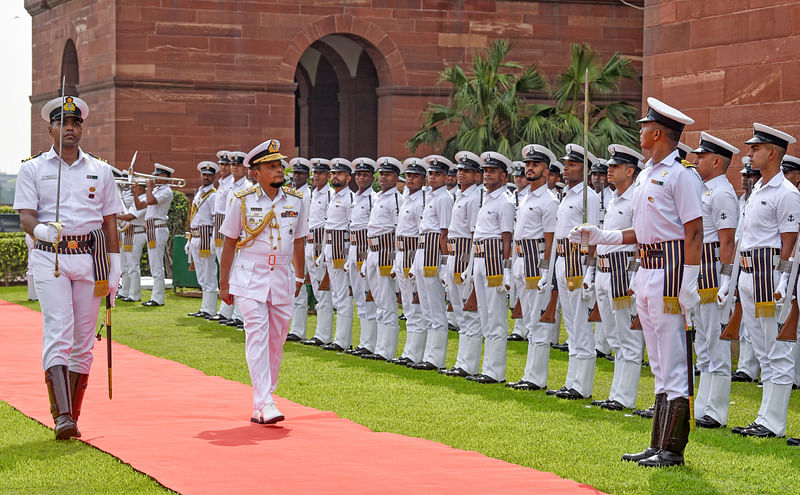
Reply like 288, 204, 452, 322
407, 41, 640, 161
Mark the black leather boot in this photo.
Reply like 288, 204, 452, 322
622, 393, 666, 462
68, 371, 89, 438
45, 365, 78, 440
638, 397, 689, 467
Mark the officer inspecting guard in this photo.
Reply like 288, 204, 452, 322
574, 98, 703, 467
186, 161, 219, 319
14, 95, 122, 439
218, 139, 307, 425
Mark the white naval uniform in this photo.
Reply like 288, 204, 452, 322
118, 188, 134, 298
214, 174, 235, 318
219, 184, 308, 411
304, 184, 334, 343
395, 188, 425, 363
633, 150, 702, 401
223, 176, 251, 322
413, 186, 454, 368
447, 184, 482, 375
555, 182, 601, 396
144, 184, 173, 305
366, 186, 402, 359
596, 186, 642, 408
512, 183, 558, 387
509, 184, 531, 339
324, 187, 354, 348
120, 194, 147, 301
472, 186, 516, 381
13, 147, 123, 373
738, 171, 800, 436
289, 182, 312, 339
694, 174, 738, 425
735, 193, 760, 380
348, 187, 377, 351
594, 185, 615, 356
189, 183, 219, 315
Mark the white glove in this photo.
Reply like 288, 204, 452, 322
716, 274, 731, 309
582, 266, 595, 302
679, 264, 701, 317
360, 259, 367, 278
108, 253, 121, 306
498, 267, 511, 293
537, 269, 550, 293
33, 223, 59, 243
775, 270, 791, 305
567, 225, 623, 246
184, 239, 190, 256
628, 271, 637, 295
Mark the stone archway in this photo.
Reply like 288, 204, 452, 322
294, 35, 379, 159
61, 39, 79, 95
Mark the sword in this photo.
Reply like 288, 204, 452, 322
685, 313, 695, 432
106, 295, 113, 399
50, 75, 66, 277
580, 67, 590, 255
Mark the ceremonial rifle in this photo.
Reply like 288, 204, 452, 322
719, 240, 742, 341
776, 235, 800, 341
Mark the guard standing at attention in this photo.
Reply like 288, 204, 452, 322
218, 139, 307, 425
574, 97, 702, 467
466, 151, 516, 384
287, 157, 312, 341
209, 150, 234, 323
186, 161, 219, 318
689, 133, 739, 429
14, 95, 123, 439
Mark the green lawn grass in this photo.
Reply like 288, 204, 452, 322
2, 285, 799, 495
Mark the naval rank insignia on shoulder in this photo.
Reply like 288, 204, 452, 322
234, 185, 258, 199
21, 152, 43, 163
88, 152, 109, 163
675, 156, 696, 169
282, 184, 303, 199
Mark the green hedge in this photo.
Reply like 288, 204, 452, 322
0, 235, 27, 285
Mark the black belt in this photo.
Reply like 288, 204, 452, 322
35, 236, 93, 255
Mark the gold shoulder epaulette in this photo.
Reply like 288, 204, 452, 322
681, 159, 695, 169
282, 184, 303, 199
234, 185, 258, 199
88, 152, 109, 163
21, 152, 43, 163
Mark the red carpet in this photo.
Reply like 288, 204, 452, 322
0, 300, 603, 495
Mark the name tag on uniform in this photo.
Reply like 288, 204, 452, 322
651, 179, 663, 186
86, 175, 98, 180
42, 174, 57, 180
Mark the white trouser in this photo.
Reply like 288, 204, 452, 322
26, 237, 38, 300
635, 267, 689, 401
736, 327, 760, 379
447, 256, 481, 373
555, 256, 594, 359
121, 232, 146, 301
324, 244, 354, 348
32, 250, 102, 374
119, 236, 132, 298
349, 246, 377, 349
596, 270, 641, 406
308, 244, 333, 343
595, 271, 642, 363
738, 269, 793, 385
397, 253, 425, 361
511, 256, 550, 345
695, 301, 731, 375
594, 321, 612, 355
238, 294, 291, 411
473, 256, 508, 381
365, 250, 399, 359
190, 235, 219, 314
146, 226, 169, 304
215, 244, 234, 318
413, 249, 448, 367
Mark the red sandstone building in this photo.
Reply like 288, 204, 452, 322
26, 0, 800, 190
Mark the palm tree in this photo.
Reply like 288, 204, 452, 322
407, 41, 640, 161
552, 44, 640, 155
407, 40, 548, 159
